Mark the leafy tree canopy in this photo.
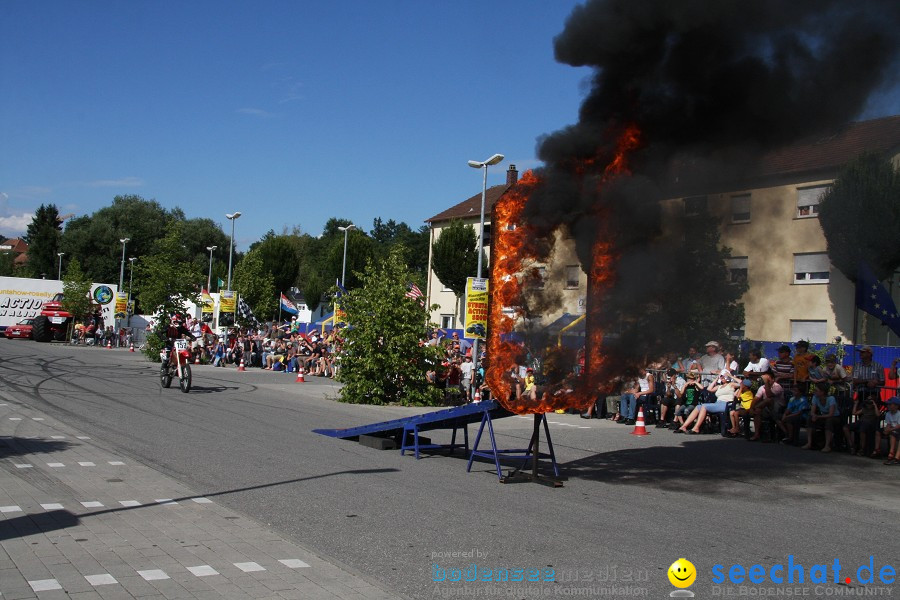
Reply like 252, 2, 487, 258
61, 257, 94, 324
337, 246, 443, 406
819, 152, 900, 282
233, 248, 276, 322
431, 219, 480, 299
23, 204, 62, 278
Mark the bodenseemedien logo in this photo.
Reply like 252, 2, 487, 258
668, 558, 696, 597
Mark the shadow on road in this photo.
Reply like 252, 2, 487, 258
0, 437, 72, 459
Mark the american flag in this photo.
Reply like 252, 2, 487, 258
405, 283, 424, 302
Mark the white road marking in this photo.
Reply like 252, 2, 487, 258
31, 417, 44, 421
77, 436, 91, 440
85, 573, 118, 586
0, 505, 22, 513
78, 461, 96, 467
8, 417, 22, 421
47, 462, 65, 468
279, 559, 310, 568
234, 562, 266, 572
14, 463, 32, 468
119, 500, 141, 507
191, 497, 213, 504
108, 461, 125, 465
50, 435, 65, 439
28, 579, 62, 592
137, 569, 169, 581
80, 501, 104, 508
155, 499, 177, 505
41, 503, 64, 510
187, 565, 219, 577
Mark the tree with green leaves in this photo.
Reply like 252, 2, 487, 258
23, 204, 62, 278
430, 219, 481, 321
61, 257, 94, 324
819, 152, 900, 282
249, 232, 300, 295
232, 248, 276, 322
133, 223, 203, 361
337, 246, 443, 406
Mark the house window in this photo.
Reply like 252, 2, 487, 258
797, 185, 829, 218
440, 315, 455, 329
791, 320, 827, 344
726, 256, 748, 284
481, 223, 492, 247
565, 265, 581, 289
731, 194, 751, 223
793, 253, 830, 283
684, 196, 707, 217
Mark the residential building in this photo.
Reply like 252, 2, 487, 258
425, 116, 900, 344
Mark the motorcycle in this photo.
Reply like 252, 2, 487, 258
160, 338, 192, 393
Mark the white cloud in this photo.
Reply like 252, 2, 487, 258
85, 177, 144, 188
237, 107, 277, 118
0, 213, 34, 235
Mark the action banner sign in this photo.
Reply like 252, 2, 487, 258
464, 277, 488, 339
220, 290, 236, 314
201, 290, 215, 315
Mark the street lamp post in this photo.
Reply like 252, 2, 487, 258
225, 213, 241, 290
466, 153, 504, 400
118, 238, 130, 292
337, 224, 356, 287
206, 245, 218, 291
127, 257, 136, 326
57, 252, 64, 280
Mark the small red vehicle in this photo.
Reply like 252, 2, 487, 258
159, 338, 192, 393
5, 318, 35, 339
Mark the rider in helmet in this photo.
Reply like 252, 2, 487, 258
162, 315, 196, 366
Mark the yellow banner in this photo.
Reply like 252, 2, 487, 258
220, 290, 236, 313
114, 292, 128, 318
201, 290, 214, 314
464, 277, 488, 339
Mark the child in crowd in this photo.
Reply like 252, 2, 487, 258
777, 385, 810, 444
804, 382, 840, 452
727, 378, 756, 436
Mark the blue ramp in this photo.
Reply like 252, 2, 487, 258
313, 400, 514, 459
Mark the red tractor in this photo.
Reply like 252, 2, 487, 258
32, 293, 74, 342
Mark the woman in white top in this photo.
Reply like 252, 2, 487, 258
675, 375, 739, 434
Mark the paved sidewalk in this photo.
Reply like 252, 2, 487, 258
0, 392, 399, 600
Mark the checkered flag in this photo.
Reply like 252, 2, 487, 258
237, 297, 258, 324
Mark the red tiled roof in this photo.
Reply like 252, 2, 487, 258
0, 238, 28, 254
426, 184, 509, 224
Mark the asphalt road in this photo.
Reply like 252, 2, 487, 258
1, 340, 897, 599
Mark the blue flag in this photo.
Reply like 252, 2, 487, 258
856, 261, 900, 337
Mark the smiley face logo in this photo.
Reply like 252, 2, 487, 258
668, 558, 696, 588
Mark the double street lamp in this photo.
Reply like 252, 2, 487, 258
225, 213, 241, 290
337, 224, 356, 287
466, 153, 504, 398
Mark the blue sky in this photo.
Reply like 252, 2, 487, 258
2, 2, 898, 250
0, 1, 591, 248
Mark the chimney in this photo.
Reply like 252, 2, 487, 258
506, 164, 518, 188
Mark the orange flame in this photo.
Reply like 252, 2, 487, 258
486, 124, 641, 415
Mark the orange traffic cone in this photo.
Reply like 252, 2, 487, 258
296, 366, 305, 383
473, 390, 481, 403
106, 339, 112, 349
238, 358, 246, 372
129, 342, 134, 352
194, 355, 200, 365
630, 407, 650, 436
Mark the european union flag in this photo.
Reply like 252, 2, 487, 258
856, 261, 900, 337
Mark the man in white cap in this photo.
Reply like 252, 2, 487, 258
698, 341, 725, 400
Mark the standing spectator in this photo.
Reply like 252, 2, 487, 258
792, 340, 814, 392
852, 346, 884, 406
460, 355, 474, 401
450, 332, 472, 356
823, 353, 851, 410
675, 347, 699, 374
698, 342, 725, 391
804, 382, 841, 452
743, 348, 770, 380
771, 345, 795, 386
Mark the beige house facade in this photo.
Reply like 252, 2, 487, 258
426, 116, 900, 345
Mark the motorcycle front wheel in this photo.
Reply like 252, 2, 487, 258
160, 363, 172, 388
179, 363, 192, 393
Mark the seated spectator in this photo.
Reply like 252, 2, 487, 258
728, 378, 757, 436
672, 371, 703, 428
675, 374, 739, 434
655, 368, 685, 428
777, 385, 810, 444
617, 366, 654, 426
803, 381, 840, 452
749, 372, 784, 441
852, 346, 884, 406
877, 397, 900, 464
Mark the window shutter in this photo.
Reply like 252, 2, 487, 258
794, 253, 830, 273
